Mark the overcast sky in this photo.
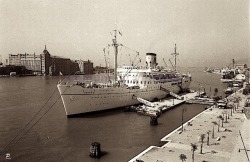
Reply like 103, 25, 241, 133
0, 0, 249, 68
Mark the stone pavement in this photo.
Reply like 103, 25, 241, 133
130, 91, 250, 162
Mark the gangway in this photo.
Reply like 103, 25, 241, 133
132, 95, 155, 107
160, 86, 184, 100
132, 95, 162, 116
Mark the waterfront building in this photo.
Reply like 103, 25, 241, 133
9, 54, 21, 65
234, 64, 248, 74
41, 46, 79, 75
9, 46, 80, 76
49, 56, 79, 75
9, 53, 41, 73
40, 46, 51, 75
94, 66, 108, 73
0, 65, 31, 75
77, 59, 94, 74
235, 64, 248, 69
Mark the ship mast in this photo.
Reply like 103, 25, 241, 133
112, 30, 118, 83
171, 43, 179, 71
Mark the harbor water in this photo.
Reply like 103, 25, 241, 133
0, 68, 227, 162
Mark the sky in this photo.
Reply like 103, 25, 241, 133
0, 0, 249, 68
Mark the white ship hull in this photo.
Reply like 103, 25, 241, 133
57, 77, 191, 116
57, 37, 191, 116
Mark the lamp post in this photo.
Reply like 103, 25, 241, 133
225, 113, 228, 122
198, 84, 200, 97
207, 131, 210, 146
181, 108, 186, 132
231, 105, 233, 116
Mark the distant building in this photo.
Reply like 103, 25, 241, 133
9, 46, 80, 76
77, 59, 94, 74
0, 65, 32, 75
94, 66, 108, 73
9, 53, 41, 73
235, 64, 248, 74
49, 56, 79, 75
41, 46, 79, 75
9, 54, 21, 65
40, 46, 51, 75
235, 64, 247, 69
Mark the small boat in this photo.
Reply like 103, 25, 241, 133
217, 100, 227, 108
235, 74, 246, 81
221, 79, 233, 83
136, 105, 162, 117
10, 72, 16, 76
186, 97, 215, 105
224, 87, 233, 94
232, 81, 243, 87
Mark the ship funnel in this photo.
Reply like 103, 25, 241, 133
146, 53, 157, 68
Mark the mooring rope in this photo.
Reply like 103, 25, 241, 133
0, 88, 59, 155
5, 95, 61, 154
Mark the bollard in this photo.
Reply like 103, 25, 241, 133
150, 116, 158, 125
89, 142, 101, 158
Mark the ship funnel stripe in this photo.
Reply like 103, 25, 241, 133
146, 53, 156, 56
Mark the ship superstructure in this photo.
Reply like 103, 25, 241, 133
57, 31, 191, 116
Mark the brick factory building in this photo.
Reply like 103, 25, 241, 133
9, 46, 80, 76
41, 46, 79, 75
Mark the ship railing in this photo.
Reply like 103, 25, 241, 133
126, 85, 140, 89
73, 80, 130, 89
152, 78, 181, 82
74, 81, 114, 88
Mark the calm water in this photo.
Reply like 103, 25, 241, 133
0, 68, 226, 162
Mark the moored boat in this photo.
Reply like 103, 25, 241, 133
224, 87, 233, 94
57, 31, 191, 116
10, 72, 17, 76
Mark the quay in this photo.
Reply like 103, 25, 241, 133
159, 91, 205, 112
133, 91, 205, 117
129, 90, 250, 162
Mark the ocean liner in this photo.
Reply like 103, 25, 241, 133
57, 31, 191, 116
